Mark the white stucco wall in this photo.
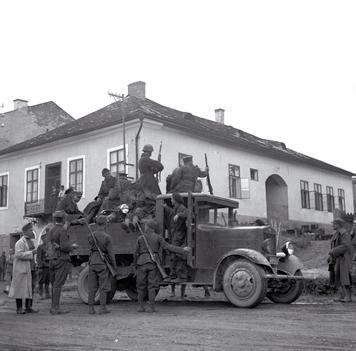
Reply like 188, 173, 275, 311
0, 117, 353, 240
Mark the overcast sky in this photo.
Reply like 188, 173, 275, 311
1, 0, 355, 173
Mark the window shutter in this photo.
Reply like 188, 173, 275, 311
309, 191, 315, 209
322, 194, 328, 212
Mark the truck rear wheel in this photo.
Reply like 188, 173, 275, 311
77, 265, 117, 304
223, 259, 267, 308
267, 270, 303, 304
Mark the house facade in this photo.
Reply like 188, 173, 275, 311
0, 82, 353, 250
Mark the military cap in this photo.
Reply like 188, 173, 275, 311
142, 144, 154, 153
172, 192, 184, 204
53, 210, 65, 218
145, 219, 158, 231
65, 187, 75, 195
332, 218, 345, 225
102, 168, 110, 176
22, 222, 33, 233
95, 215, 107, 225
182, 155, 193, 163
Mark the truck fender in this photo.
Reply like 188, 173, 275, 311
213, 248, 273, 291
276, 255, 303, 276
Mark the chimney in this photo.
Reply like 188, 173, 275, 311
215, 108, 225, 124
128, 81, 146, 99
13, 99, 28, 110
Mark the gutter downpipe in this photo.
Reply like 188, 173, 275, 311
135, 115, 144, 180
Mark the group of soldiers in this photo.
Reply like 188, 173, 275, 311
8, 144, 206, 314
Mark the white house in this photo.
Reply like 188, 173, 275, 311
0, 81, 353, 250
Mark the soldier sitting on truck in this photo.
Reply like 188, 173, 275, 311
164, 192, 189, 283
56, 187, 86, 226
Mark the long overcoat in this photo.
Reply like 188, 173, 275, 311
138, 154, 163, 195
8, 236, 34, 299
329, 228, 353, 286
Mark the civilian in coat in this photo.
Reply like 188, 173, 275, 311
138, 144, 163, 195
328, 218, 353, 302
9, 223, 38, 314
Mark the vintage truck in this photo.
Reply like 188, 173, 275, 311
66, 192, 305, 308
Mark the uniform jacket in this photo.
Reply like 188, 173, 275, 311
88, 229, 116, 268
37, 243, 49, 268
170, 164, 207, 193
98, 176, 119, 200
56, 195, 82, 215
8, 236, 34, 299
134, 230, 185, 266
330, 228, 353, 286
48, 224, 73, 262
138, 154, 163, 195
165, 204, 188, 246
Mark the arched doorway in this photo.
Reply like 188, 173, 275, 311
265, 174, 289, 223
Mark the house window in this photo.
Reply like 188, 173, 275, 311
178, 153, 191, 166
326, 186, 335, 212
314, 183, 323, 211
250, 168, 258, 181
338, 188, 345, 212
69, 158, 83, 193
26, 168, 39, 203
300, 180, 310, 209
229, 164, 240, 198
109, 148, 125, 176
0, 173, 8, 208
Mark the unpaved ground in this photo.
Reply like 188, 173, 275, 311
1, 285, 356, 351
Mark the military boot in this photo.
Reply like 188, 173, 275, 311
88, 305, 96, 314
98, 293, 110, 314
341, 287, 352, 303
50, 287, 69, 315
25, 299, 39, 313
146, 302, 157, 313
333, 287, 345, 302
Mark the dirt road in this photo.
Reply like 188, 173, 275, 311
0, 286, 355, 351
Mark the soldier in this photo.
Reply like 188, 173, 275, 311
328, 218, 353, 303
9, 223, 38, 314
88, 215, 117, 315
56, 187, 85, 226
97, 168, 121, 211
48, 210, 77, 314
3, 248, 14, 294
37, 233, 51, 299
164, 193, 189, 283
134, 219, 190, 312
138, 144, 164, 195
169, 156, 208, 193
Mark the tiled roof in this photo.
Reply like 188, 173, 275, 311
0, 96, 352, 176
0, 101, 74, 150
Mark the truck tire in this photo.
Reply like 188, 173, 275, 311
223, 259, 267, 308
267, 270, 303, 304
77, 265, 117, 304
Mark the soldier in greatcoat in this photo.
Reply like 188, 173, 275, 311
87, 215, 117, 315
328, 218, 353, 302
48, 210, 77, 314
9, 223, 38, 314
168, 156, 207, 193
164, 192, 189, 283
138, 144, 164, 195
134, 219, 190, 312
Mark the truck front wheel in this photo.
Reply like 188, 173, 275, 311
222, 259, 267, 308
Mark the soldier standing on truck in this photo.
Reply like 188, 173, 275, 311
164, 192, 189, 283
168, 156, 208, 193
138, 144, 164, 195
48, 210, 78, 315
87, 215, 117, 315
134, 219, 190, 313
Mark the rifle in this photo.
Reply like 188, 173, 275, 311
136, 222, 168, 280
85, 222, 117, 277
204, 153, 214, 195
156, 141, 163, 182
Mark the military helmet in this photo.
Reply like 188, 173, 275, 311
142, 144, 154, 153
